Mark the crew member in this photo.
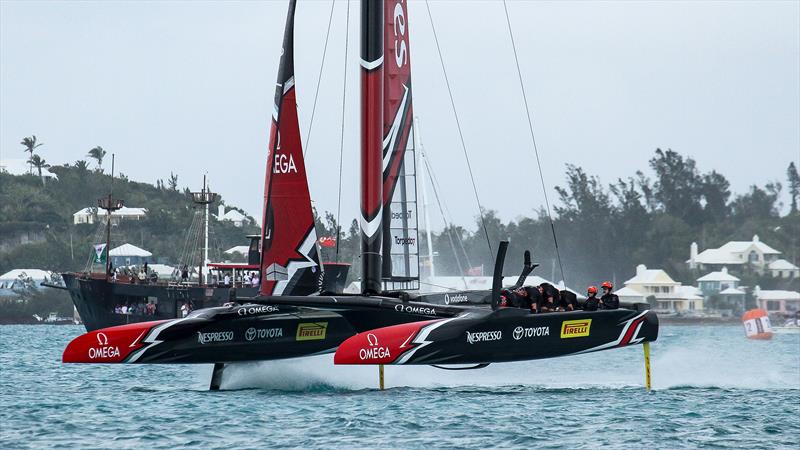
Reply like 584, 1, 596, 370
600, 281, 619, 310
537, 283, 559, 313
583, 286, 600, 311
557, 290, 580, 311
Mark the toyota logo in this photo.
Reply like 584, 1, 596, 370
96, 332, 108, 346
513, 326, 524, 341
245, 327, 256, 341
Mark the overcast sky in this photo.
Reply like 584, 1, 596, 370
2, 0, 798, 230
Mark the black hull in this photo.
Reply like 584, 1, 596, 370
62, 273, 258, 332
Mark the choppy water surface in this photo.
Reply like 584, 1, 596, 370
1, 325, 798, 449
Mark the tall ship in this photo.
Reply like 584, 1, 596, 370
54, 169, 349, 332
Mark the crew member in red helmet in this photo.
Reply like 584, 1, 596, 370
583, 286, 600, 311
599, 281, 619, 310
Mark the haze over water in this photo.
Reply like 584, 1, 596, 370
1, 325, 797, 448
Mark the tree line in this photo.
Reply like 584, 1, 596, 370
315, 149, 799, 292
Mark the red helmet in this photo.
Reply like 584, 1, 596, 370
587, 286, 597, 295
601, 281, 613, 289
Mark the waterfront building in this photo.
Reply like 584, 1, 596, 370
109, 243, 152, 268
696, 267, 740, 296
754, 286, 800, 315
73, 206, 147, 225
767, 259, 799, 279
687, 235, 781, 273
620, 264, 703, 313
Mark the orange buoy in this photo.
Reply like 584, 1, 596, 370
742, 309, 773, 340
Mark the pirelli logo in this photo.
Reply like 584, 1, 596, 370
560, 319, 592, 338
296, 322, 327, 341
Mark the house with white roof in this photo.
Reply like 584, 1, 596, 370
0, 269, 53, 290
224, 246, 250, 256
109, 243, 152, 267
754, 286, 800, 315
688, 235, 781, 273
73, 206, 147, 225
767, 259, 799, 279
696, 267, 740, 296
215, 205, 247, 227
619, 264, 703, 312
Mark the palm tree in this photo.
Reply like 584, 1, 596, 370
20, 136, 43, 174
87, 146, 106, 171
74, 160, 89, 172
28, 154, 51, 186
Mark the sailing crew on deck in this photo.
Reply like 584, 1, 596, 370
600, 281, 620, 310
181, 264, 189, 283
557, 290, 580, 311
223, 273, 231, 286
583, 286, 600, 311
537, 283, 558, 313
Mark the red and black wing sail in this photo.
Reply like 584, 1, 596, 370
381, 0, 419, 290
260, 0, 321, 296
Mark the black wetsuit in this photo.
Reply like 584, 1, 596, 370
538, 283, 560, 312
558, 290, 580, 311
583, 295, 600, 311
503, 287, 537, 311
601, 293, 620, 310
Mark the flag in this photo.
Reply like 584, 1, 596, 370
318, 236, 337, 248
466, 265, 484, 276
93, 243, 107, 264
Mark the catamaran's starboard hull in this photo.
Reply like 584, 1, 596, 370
334, 308, 658, 365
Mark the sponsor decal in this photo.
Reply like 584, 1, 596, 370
197, 331, 234, 344
392, 0, 408, 68
88, 332, 121, 359
391, 210, 413, 220
395, 304, 436, 315
512, 326, 550, 340
272, 153, 297, 174
237, 305, 279, 316
359, 332, 391, 360
466, 330, 502, 344
394, 236, 416, 246
560, 319, 592, 338
444, 293, 468, 305
296, 322, 327, 341
245, 327, 283, 342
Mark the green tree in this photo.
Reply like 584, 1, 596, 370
649, 149, 703, 223
787, 162, 799, 214
87, 146, 107, 171
700, 170, 731, 222
20, 135, 43, 174
27, 154, 51, 185
168, 172, 179, 191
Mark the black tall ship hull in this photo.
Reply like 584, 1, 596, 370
62, 273, 258, 332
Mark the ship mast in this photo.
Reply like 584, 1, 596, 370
97, 154, 123, 279
191, 175, 217, 285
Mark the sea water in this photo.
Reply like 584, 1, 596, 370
0, 324, 798, 449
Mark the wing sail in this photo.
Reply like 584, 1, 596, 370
260, 0, 321, 296
381, 0, 419, 290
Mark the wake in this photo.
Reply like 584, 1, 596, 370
204, 331, 800, 392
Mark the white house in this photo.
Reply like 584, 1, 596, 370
0, 269, 53, 290
73, 206, 147, 225
621, 264, 703, 312
688, 235, 781, 272
754, 286, 800, 315
109, 243, 153, 267
696, 267, 740, 295
216, 205, 247, 227
224, 246, 250, 256
767, 259, 799, 279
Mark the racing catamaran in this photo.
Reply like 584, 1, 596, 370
63, 0, 658, 390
